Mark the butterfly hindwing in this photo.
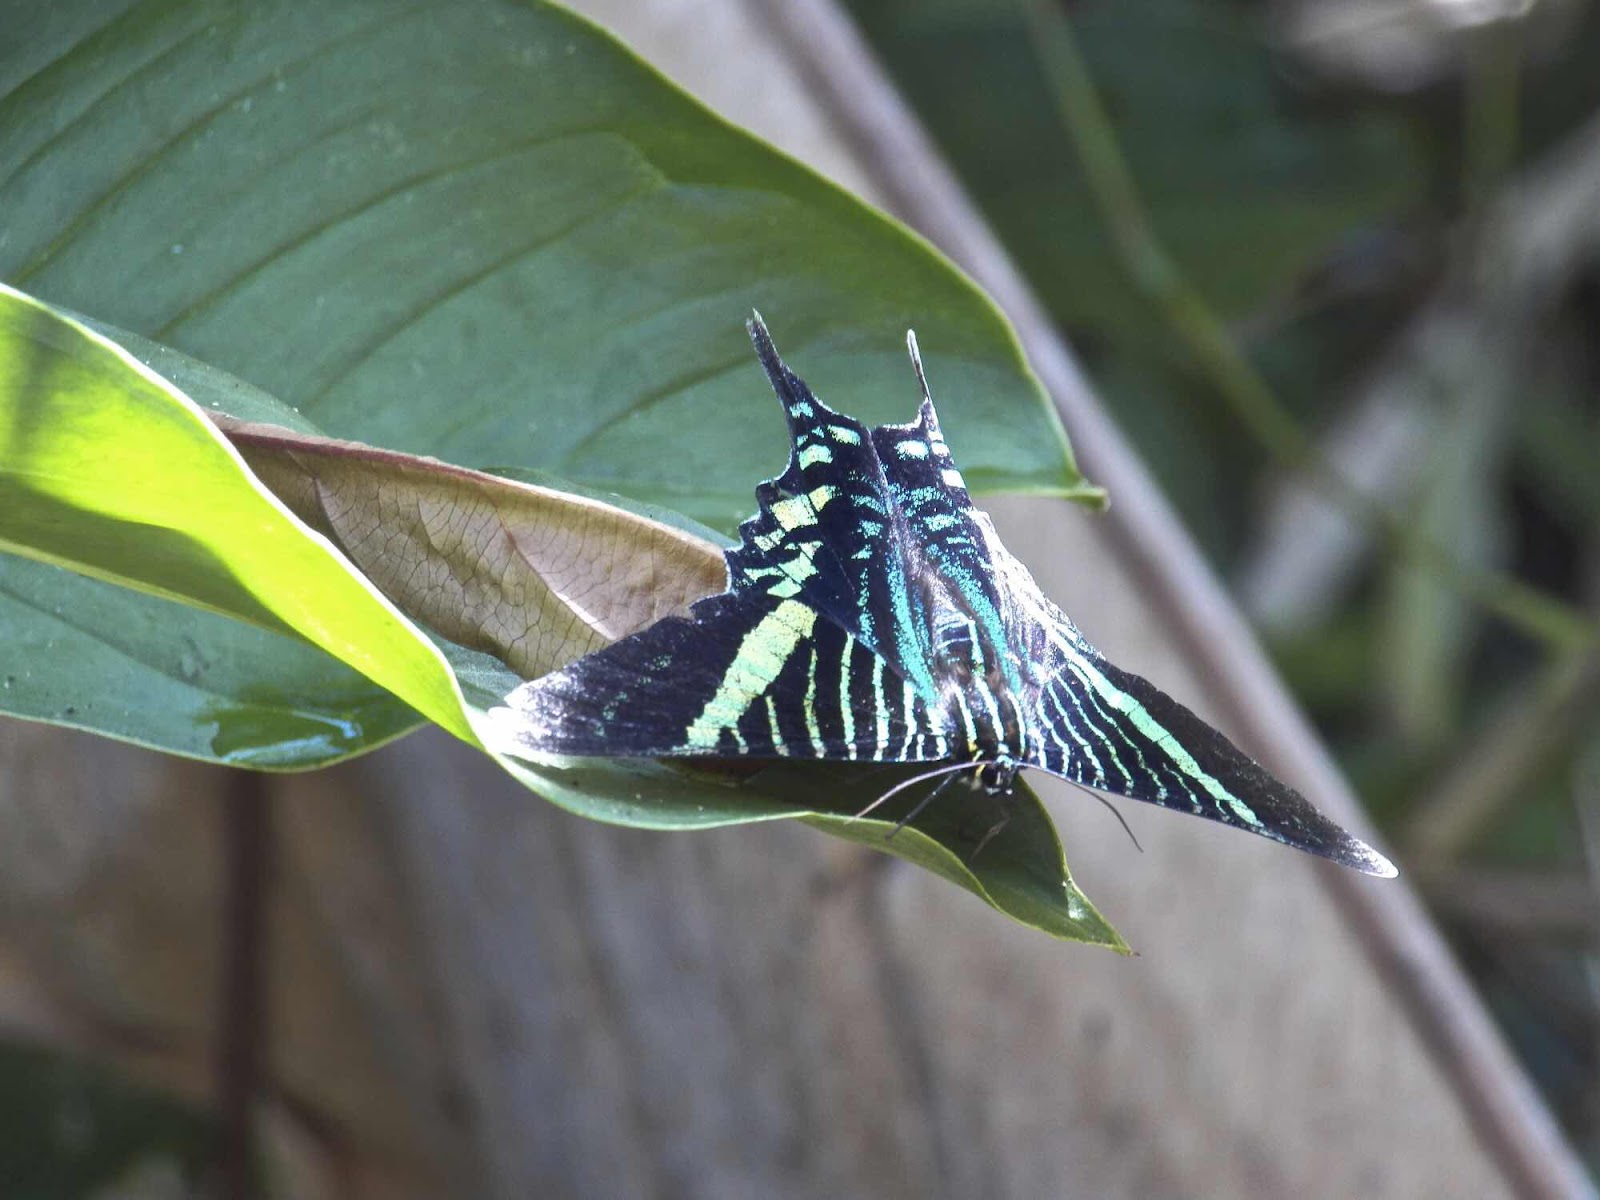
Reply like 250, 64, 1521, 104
499, 591, 952, 764
1024, 609, 1393, 875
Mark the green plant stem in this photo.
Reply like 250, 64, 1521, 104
1014, 0, 1596, 653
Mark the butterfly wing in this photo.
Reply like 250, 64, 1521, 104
1024, 603, 1395, 876
495, 592, 952, 763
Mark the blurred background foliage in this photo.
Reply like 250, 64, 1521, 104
0, 1043, 214, 1197
842, 0, 1600, 1173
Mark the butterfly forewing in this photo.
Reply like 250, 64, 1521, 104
499, 592, 952, 764
729, 320, 950, 704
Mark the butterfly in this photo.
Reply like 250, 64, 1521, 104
495, 314, 1396, 878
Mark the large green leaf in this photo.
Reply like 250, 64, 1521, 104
0, 285, 470, 748
0, 288, 1123, 948
0, 553, 419, 768
0, 303, 427, 766
0, 0, 1091, 522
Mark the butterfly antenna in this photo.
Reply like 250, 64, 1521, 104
1062, 778, 1144, 853
849, 760, 976, 824
905, 329, 933, 403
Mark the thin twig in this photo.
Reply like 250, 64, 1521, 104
1012, 0, 1595, 654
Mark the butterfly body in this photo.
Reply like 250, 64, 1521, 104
496, 316, 1396, 878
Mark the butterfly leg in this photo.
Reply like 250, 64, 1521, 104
851, 760, 979, 825
885, 769, 968, 840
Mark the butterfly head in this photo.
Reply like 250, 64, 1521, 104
974, 753, 1021, 796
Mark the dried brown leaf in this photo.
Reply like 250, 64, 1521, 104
213, 416, 725, 680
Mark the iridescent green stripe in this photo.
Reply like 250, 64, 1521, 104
1063, 645, 1264, 830
684, 600, 816, 749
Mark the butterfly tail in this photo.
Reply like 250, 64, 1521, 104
1034, 653, 1396, 877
